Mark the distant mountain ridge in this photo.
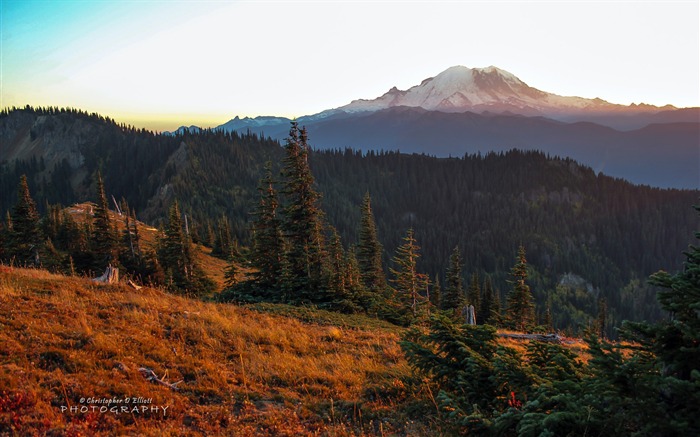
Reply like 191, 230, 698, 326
3, 107, 699, 335
337, 65, 676, 118
199, 65, 698, 189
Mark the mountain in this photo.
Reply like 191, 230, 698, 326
165, 125, 202, 135
304, 107, 700, 189
2, 107, 698, 333
214, 108, 699, 189
210, 66, 698, 188
337, 65, 678, 123
216, 115, 291, 133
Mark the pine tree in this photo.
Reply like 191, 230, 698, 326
91, 172, 118, 269
159, 200, 213, 296
280, 122, 326, 300
467, 271, 481, 317
130, 209, 142, 259
345, 246, 370, 310
390, 228, 427, 324
323, 228, 363, 312
249, 163, 285, 296
121, 204, 136, 261
492, 287, 502, 326
478, 275, 496, 325
596, 297, 607, 338
325, 228, 347, 300
441, 246, 464, 311
357, 192, 387, 293
506, 245, 535, 329
118, 204, 150, 280
544, 301, 553, 332
581, 207, 700, 436
224, 260, 239, 289
7, 175, 42, 266
42, 202, 61, 242
505, 245, 535, 331
56, 209, 91, 273
430, 274, 441, 309
212, 216, 233, 259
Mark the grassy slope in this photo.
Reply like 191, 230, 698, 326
66, 203, 232, 290
0, 267, 421, 436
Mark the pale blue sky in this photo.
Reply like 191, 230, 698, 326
2, 0, 698, 131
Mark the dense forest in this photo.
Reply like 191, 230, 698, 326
1, 106, 698, 335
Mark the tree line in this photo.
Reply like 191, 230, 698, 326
2, 121, 547, 332
221, 122, 548, 330
401, 208, 700, 435
0, 172, 213, 296
2, 107, 698, 333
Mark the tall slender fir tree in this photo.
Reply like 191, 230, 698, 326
249, 162, 286, 297
505, 245, 535, 331
159, 200, 213, 296
7, 175, 42, 266
280, 122, 326, 300
441, 246, 465, 312
91, 171, 118, 269
357, 192, 387, 293
390, 228, 427, 324
467, 271, 481, 316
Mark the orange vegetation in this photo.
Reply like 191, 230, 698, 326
0, 267, 419, 436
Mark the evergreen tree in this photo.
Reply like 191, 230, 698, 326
357, 192, 387, 293
467, 271, 481, 316
609, 205, 700, 434
323, 228, 363, 312
430, 274, 441, 309
120, 204, 136, 262
249, 163, 285, 295
56, 209, 92, 273
224, 260, 239, 289
204, 222, 216, 248
441, 246, 464, 311
478, 275, 496, 325
390, 228, 428, 324
280, 122, 326, 300
505, 245, 535, 331
345, 246, 372, 311
596, 297, 607, 338
42, 202, 61, 242
91, 172, 118, 269
212, 215, 233, 259
159, 200, 213, 296
491, 284, 502, 326
7, 175, 42, 266
130, 209, 142, 259
544, 301, 553, 332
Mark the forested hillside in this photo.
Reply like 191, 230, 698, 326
2, 107, 698, 334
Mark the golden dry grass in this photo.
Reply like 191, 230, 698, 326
0, 267, 418, 436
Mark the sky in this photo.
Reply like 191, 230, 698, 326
1, 0, 699, 132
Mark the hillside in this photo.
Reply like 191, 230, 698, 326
63, 202, 232, 290
2, 107, 698, 334
210, 65, 700, 189
0, 267, 418, 436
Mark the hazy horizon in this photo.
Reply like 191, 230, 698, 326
2, 1, 699, 131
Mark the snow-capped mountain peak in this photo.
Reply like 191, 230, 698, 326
338, 65, 644, 116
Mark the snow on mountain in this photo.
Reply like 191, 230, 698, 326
339, 65, 673, 117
